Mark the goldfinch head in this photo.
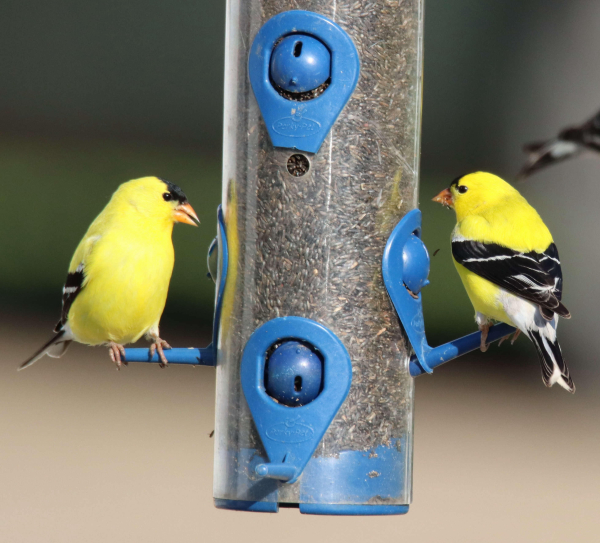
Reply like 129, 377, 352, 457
113, 176, 199, 226
433, 172, 518, 219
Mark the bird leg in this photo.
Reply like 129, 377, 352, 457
108, 342, 127, 369
149, 338, 172, 368
479, 323, 491, 352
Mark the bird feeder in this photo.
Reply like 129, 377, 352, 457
124, 0, 513, 515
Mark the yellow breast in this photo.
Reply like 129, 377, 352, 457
67, 227, 174, 346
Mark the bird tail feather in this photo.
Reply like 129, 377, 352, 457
527, 329, 575, 393
19, 330, 72, 371
47, 339, 72, 358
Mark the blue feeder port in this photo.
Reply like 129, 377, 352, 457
265, 341, 323, 406
382, 209, 517, 376
270, 34, 331, 93
402, 234, 430, 295
248, 10, 360, 153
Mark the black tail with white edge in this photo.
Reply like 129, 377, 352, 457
528, 329, 575, 393
19, 330, 73, 371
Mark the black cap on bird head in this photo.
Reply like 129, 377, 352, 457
160, 178, 189, 204
449, 175, 466, 189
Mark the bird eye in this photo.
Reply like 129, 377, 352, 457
457, 185, 468, 194
163, 192, 173, 201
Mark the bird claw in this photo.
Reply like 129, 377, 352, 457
479, 324, 490, 352
108, 342, 127, 369
149, 339, 171, 368
499, 329, 521, 347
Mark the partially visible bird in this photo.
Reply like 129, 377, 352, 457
433, 172, 575, 393
20, 176, 199, 370
520, 108, 600, 178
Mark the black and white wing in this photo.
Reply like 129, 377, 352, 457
519, 108, 600, 177
54, 263, 85, 332
519, 138, 581, 178
452, 239, 570, 320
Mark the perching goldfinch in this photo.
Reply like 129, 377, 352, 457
433, 172, 575, 393
20, 176, 199, 370
520, 108, 600, 178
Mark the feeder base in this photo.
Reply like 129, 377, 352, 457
214, 499, 409, 516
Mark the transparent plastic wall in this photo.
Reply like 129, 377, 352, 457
215, 0, 424, 505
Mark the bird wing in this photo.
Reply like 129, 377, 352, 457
55, 263, 85, 332
54, 234, 101, 332
518, 138, 581, 178
452, 239, 570, 320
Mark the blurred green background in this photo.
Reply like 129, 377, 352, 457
2, 0, 596, 366
0, 0, 226, 330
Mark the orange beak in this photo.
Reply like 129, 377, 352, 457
174, 202, 200, 226
432, 188, 454, 208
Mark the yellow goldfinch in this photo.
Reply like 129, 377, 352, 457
20, 176, 199, 370
433, 172, 575, 393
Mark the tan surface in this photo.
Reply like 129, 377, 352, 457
2, 314, 598, 543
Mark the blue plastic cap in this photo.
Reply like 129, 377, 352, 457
265, 341, 323, 407
270, 34, 331, 93
402, 234, 430, 295
248, 10, 360, 153
241, 317, 352, 484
